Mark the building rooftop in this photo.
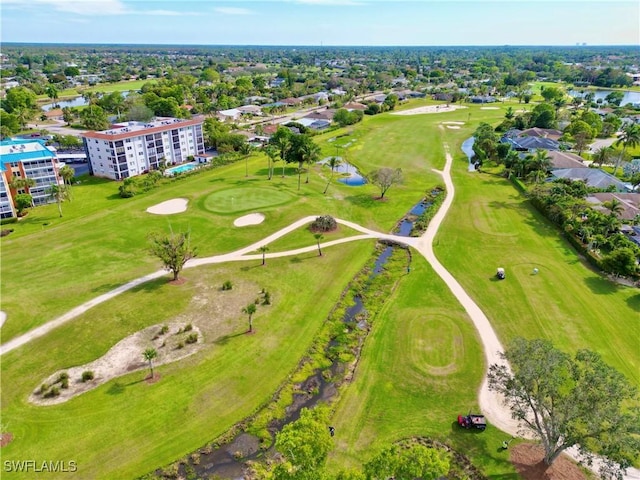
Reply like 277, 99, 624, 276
82, 116, 204, 141
1, 139, 56, 168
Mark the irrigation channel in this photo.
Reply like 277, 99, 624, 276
150, 199, 436, 480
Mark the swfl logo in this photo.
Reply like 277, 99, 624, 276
4, 460, 78, 473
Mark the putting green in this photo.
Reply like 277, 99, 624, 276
203, 187, 294, 214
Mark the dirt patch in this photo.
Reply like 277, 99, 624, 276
0, 433, 14, 448
29, 322, 202, 406
510, 444, 587, 480
169, 277, 187, 286
145, 373, 162, 384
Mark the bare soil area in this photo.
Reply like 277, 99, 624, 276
511, 444, 587, 480
30, 322, 203, 405
0, 433, 14, 447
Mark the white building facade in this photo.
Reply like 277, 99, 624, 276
81, 117, 205, 180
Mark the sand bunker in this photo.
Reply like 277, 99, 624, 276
480, 106, 500, 110
234, 213, 265, 227
446, 126, 461, 129
146, 198, 188, 215
30, 322, 202, 405
442, 121, 465, 125
391, 105, 467, 116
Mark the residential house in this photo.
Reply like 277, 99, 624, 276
218, 108, 243, 122
545, 151, 588, 170
550, 168, 630, 192
519, 127, 564, 141
343, 102, 367, 112
0, 139, 63, 218
81, 116, 205, 180
503, 134, 560, 151
586, 192, 640, 221
469, 95, 496, 103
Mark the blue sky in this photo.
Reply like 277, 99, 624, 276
1, 0, 638, 46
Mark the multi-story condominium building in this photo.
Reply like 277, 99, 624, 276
81, 116, 205, 180
0, 139, 62, 219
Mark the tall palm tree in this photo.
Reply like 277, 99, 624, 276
257, 245, 269, 266
263, 145, 279, 180
48, 184, 70, 217
142, 348, 158, 379
59, 165, 75, 186
323, 156, 342, 194
298, 139, 321, 190
242, 303, 257, 332
313, 233, 324, 256
613, 124, 640, 176
239, 142, 254, 177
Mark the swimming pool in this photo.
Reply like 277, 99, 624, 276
165, 162, 199, 176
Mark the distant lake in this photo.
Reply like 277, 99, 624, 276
568, 89, 640, 106
42, 91, 130, 111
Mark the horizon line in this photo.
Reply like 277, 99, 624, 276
2, 42, 639, 48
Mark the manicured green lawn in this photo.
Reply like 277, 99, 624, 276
434, 139, 640, 387
0, 242, 375, 479
202, 186, 294, 214
326, 253, 518, 477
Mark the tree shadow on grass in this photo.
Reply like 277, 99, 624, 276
584, 275, 619, 295
626, 294, 640, 312
344, 194, 383, 209
213, 332, 246, 346
106, 378, 145, 395
129, 277, 169, 294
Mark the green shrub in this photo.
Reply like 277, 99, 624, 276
160, 325, 169, 335
310, 215, 337, 232
262, 291, 271, 305
186, 333, 198, 344
176, 342, 184, 350
44, 386, 60, 398
81, 371, 94, 382
57, 372, 69, 383
222, 280, 233, 290
61, 378, 69, 389
0, 217, 18, 225
40, 383, 48, 394
184, 323, 193, 332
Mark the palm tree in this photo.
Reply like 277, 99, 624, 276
527, 149, 552, 174
603, 198, 624, 218
257, 245, 269, 266
527, 169, 547, 184
59, 165, 75, 187
613, 124, 640, 176
264, 145, 279, 180
242, 303, 257, 332
48, 184, 70, 217
504, 106, 515, 120
142, 348, 158, 379
239, 142, 253, 177
313, 233, 324, 256
298, 139, 321, 190
323, 156, 342, 194
591, 146, 613, 167
9, 176, 36, 193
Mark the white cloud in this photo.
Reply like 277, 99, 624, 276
0, 0, 196, 16
214, 7, 255, 15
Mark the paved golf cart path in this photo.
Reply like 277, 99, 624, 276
2, 146, 637, 480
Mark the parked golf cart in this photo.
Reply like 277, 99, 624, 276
457, 412, 487, 430
496, 267, 505, 280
